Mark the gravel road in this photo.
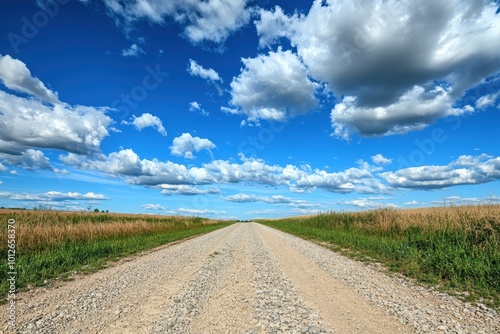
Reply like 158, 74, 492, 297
3, 223, 498, 333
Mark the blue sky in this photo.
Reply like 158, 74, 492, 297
0, 0, 499, 219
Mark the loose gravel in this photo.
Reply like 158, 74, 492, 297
258, 224, 499, 334
3, 223, 498, 334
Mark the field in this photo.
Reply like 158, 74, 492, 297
0, 209, 234, 300
258, 205, 500, 308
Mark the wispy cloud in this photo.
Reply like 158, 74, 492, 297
189, 101, 209, 116
0, 191, 108, 201
121, 43, 145, 57
140, 203, 166, 210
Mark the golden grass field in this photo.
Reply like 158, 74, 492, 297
0, 209, 225, 252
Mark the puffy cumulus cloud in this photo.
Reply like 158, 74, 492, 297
160, 184, 220, 196
0, 91, 112, 156
170, 133, 215, 159
330, 86, 473, 139
0, 191, 108, 201
229, 49, 319, 123
182, 0, 251, 44
61, 149, 216, 186
294, 166, 388, 194
0, 54, 59, 104
0, 149, 52, 171
380, 154, 500, 189
256, 0, 500, 137
140, 203, 166, 210
203, 157, 288, 186
371, 154, 392, 165
62, 148, 388, 195
121, 43, 145, 57
125, 113, 167, 136
0, 55, 113, 166
66, 148, 500, 196
103, 0, 251, 44
188, 59, 222, 82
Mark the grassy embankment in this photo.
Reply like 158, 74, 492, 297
0, 210, 234, 300
258, 205, 500, 307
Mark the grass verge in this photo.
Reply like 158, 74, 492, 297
257, 205, 500, 308
1, 210, 234, 302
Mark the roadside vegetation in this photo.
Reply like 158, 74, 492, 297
0, 209, 234, 300
258, 205, 500, 308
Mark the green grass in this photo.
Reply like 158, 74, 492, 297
258, 206, 500, 308
0, 210, 233, 302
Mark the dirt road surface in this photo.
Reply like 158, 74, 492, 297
3, 223, 498, 333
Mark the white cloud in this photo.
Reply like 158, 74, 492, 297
61, 148, 215, 186
170, 133, 215, 159
188, 60, 223, 95
189, 101, 209, 116
224, 193, 306, 205
256, 0, 500, 137
0, 54, 59, 104
188, 59, 222, 82
255, 6, 292, 48
245, 209, 285, 216
229, 49, 319, 123
294, 166, 388, 194
0, 90, 112, 156
140, 203, 166, 210
0, 55, 113, 165
0, 149, 52, 171
224, 193, 260, 202
404, 200, 419, 206
121, 43, 145, 57
381, 154, 500, 189
126, 113, 167, 136
371, 154, 392, 165
103, 0, 252, 44
183, 0, 251, 44
160, 184, 219, 196
0, 191, 108, 201
177, 208, 225, 216
344, 198, 383, 208
331, 85, 474, 139
0, 162, 7, 172
476, 92, 500, 109
62, 147, 500, 196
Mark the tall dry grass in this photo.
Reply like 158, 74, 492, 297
319, 204, 500, 233
0, 210, 221, 252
